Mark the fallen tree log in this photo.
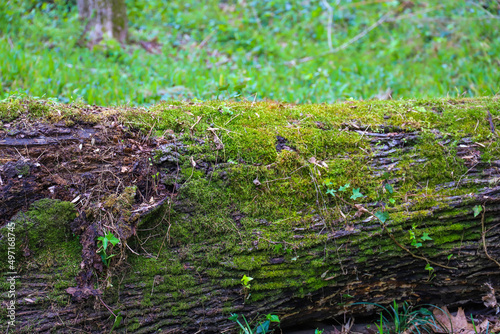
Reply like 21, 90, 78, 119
0, 97, 499, 333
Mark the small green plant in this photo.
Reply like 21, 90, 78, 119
241, 274, 253, 299
424, 263, 435, 281
409, 224, 433, 249
228, 313, 280, 334
97, 231, 120, 267
473, 205, 483, 217
354, 301, 446, 334
241, 274, 253, 288
315, 329, 324, 334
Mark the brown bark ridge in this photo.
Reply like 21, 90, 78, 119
0, 98, 499, 333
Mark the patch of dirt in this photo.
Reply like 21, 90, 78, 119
0, 116, 180, 299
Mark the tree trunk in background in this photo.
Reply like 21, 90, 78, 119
77, 0, 128, 46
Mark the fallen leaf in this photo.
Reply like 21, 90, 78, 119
483, 283, 498, 309
432, 306, 488, 334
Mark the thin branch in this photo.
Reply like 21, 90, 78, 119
468, 0, 497, 18
481, 205, 500, 268
334, 194, 457, 270
320, 0, 335, 51
285, 11, 391, 66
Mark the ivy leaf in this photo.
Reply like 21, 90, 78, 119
350, 188, 364, 200
411, 240, 422, 248
473, 205, 482, 217
322, 179, 333, 186
338, 183, 350, 192
374, 211, 390, 223
241, 275, 253, 286
99, 236, 108, 251
421, 232, 433, 241
385, 183, 394, 194
106, 232, 120, 246
326, 188, 336, 196
266, 314, 280, 322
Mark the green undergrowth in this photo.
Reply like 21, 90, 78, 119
1, 1, 500, 104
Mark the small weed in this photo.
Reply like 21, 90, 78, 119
228, 313, 280, 334
409, 224, 433, 249
97, 231, 120, 267
354, 301, 446, 334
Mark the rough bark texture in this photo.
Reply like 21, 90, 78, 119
0, 98, 499, 333
78, 0, 128, 46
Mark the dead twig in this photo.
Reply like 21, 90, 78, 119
190, 115, 202, 136
320, 0, 338, 51
487, 109, 496, 134
335, 195, 457, 270
481, 205, 500, 268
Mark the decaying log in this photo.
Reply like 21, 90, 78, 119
0, 98, 499, 333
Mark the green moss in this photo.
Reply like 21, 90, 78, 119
0, 199, 78, 268
0, 98, 498, 326
0, 98, 22, 122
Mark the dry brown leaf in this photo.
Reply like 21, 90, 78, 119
483, 283, 498, 309
432, 306, 490, 334
433, 307, 472, 333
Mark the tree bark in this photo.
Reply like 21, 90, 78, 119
77, 0, 128, 46
0, 99, 499, 333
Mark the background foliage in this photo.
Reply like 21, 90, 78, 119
0, 0, 499, 105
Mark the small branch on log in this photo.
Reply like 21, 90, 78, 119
481, 205, 500, 268
487, 109, 496, 134
336, 194, 457, 270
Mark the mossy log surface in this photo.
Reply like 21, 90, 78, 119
0, 98, 499, 333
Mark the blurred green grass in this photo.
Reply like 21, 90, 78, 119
0, 0, 499, 105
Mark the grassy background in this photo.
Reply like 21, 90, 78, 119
0, 0, 499, 106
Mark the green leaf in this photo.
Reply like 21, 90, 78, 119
420, 232, 432, 241
473, 205, 482, 217
425, 263, 434, 271
411, 239, 422, 248
228, 313, 239, 321
374, 211, 390, 223
447, 254, 453, 260
255, 320, 270, 334
106, 232, 120, 246
266, 314, 280, 322
350, 188, 364, 200
338, 183, 350, 192
326, 188, 336, 196
241, 274, 253, 286
388, 198, 396, 204
384, 183, 394, 194
101, 237, 109, 251
322, 179, 333, 186
109, 312, 122, 334
217, 84, 230, 92
234, 82, 247, 91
